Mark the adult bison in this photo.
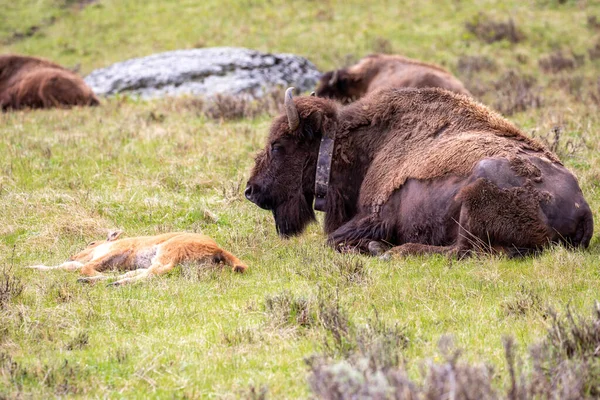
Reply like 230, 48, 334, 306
245, 87, 593, 257
0, 54, 99, 110
316, 54, 471, 104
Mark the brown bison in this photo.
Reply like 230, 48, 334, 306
0, 54, 99, 110
245, 87, 593, 257
316, 54, 471, 103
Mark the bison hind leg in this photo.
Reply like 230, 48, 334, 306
455, 178, 552, 254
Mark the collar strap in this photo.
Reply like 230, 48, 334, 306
314, 135, 334, 212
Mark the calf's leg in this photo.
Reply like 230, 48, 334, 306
77, 250, 133, 283
27, 261, 84, 271
108, 260, 175, 287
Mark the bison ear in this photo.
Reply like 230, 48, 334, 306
302, 111, 323, 141
332, 69, 353, 85
303, 109, 336, 141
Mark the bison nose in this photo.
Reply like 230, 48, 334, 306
245, 182, 271, 209
244, 184, 254, 201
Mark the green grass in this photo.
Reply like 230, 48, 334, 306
2, 0, 600, 398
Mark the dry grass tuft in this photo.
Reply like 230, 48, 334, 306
0, 267, 23, 309
503, 303, 600, 399
65, 331, 89, 351
501, 285, 543, 317
553, 74, 588, 101
264, 291, 314, 328
545, 303, 600, 361
204, 94, 257, 120
531, 125, 585, 159
457, 55, 497, 76
371, 37, 394, 54
308, 303, 600, 399
493, 70, 542, 115
539, 51, 584, 74
0, 354, 88, 396
587, 15, 600, 30
316, 292, 408, 363
245, 385, 269, 400
308, 335, 495, 400
318, 292, 354, 357
222, 327, 258, 346
588, 40, 600, 60
334, 256, 369, 286
166, 89, 286, 121
465, 13, 525, 44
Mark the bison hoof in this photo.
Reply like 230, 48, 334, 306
368, 241, 387, 256
379, 252, 393, 261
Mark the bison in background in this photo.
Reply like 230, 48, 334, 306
316, 54, 471, 103
245, 87, 593, 258
0, 54, 99, 111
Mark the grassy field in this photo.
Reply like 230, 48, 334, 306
2, 0, 600, 398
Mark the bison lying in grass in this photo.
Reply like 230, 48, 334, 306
316, 54, 471, 103
0, 54, 99, 110
245, 87, 593, 257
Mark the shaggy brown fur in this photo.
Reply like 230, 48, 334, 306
455, 179, 553, 250
316, 54, 471, 103
336, 89, 558, 210
0, 54, 99, 110
27, 231, 247, 286
246, 87, 593, 256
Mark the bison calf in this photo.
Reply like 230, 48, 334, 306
27, 231, 247, 286
316, 53, 471, 103
0, 54, 99, 111
245, 87, 592, 258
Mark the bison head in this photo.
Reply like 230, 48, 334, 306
245, 88, 337, 237
315, 69, 364, 104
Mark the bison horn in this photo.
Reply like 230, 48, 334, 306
284, 87, 300, 131
329, 70, 338, 86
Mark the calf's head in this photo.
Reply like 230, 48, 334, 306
245, 88, 337, 237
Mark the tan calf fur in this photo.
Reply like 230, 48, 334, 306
27, 231, 247, 286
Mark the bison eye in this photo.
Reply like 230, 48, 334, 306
271, 143, 284, 154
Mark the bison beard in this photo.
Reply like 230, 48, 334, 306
273, 193, 316, 237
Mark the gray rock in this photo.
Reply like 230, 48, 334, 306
84, 47, 321, 99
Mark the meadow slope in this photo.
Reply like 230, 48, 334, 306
1, 0, 600, 398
